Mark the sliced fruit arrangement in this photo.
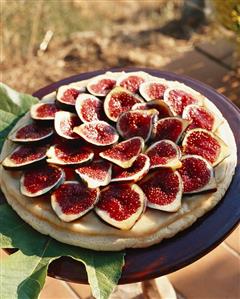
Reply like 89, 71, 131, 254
56, 84, 85, 106
152, 117, 190, 143
116, 72, 147, 93
182, 128, 229, 166
9, 123, 53, 143
4, 71, 229, 230
51, 181, 99, 222
46, 143, 94, 165
54, 111, 80, 139
73, 121, 119, 146
76, 160, 112, 188
104, 87, 143, 122
87, 74, 116, 97
20, 165, 65, 197
139, 79, 168, 101
111, 154, 150, 183
178, 155, 217, 194
164, 86, 204, 115
117, 109, 158, 141
139, 169, 183, 212
99, 137, 144, 168
95, 183, 146, 230
75, 93, 103, 123
182, 104, 222, 131
2, 144, 48, 169
145, 140, 182, 169
30, 102, 59, 120
132, 100, 173, 119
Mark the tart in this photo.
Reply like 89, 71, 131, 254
0, 71, 237, 251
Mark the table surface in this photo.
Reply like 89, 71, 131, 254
2, 68, 240, 284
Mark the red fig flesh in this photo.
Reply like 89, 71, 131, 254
73, 121, 119, 146
139, 80, 168, 101
145, 140, 182, 169
178, 155, 217, 193
111, 154, 150, 182
117, 74, 145, 93
139, 169, 183, 212
87, 75, 116, 96
95, 183, 146, 230
30, 102, 59, 120
99, 137, 144, 168
132, 100, 173, 119
51, 181, 99, 222
56, 85, 85, 106
54, 111, 81, 139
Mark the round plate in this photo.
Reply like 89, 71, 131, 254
2, 68, 240, 284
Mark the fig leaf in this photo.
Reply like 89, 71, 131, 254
0, 204, 125, 299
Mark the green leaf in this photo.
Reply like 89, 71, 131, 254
0, 82, 38, 151
0, 204, 125, 299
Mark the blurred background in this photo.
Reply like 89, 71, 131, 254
1, 0, 240, 106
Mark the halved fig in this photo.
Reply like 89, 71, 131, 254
76, 160, 112, 188
9, 123, 53, 143
46, 143, 94, 165
104, 87, 143, 122
182, 104, 222, 131
75, 93, 103, 123
116, 109, 158, 141
164, 87, 204, 115
152, 117, 190, 143
2, 144, 48, 169
99, 137, 144, 168
30, 102, 59, 120
95, 183, 146, 230
56, 85, 85, 106
111, 154, 150, 182
182, 128, 229, 166
139, 169, 183, 212
73, 121, 119, 146
178, 155, 217, 193
54, 111, 80, 139
145, 140, 182, 169
87, 75, 116, 97
116, 72, 147, 93
139, 80, 168, 101
132, 100, 173, 118
51, 181, 99, 222
20, 165, 65, 197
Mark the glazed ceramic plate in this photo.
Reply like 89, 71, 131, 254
2, 68, 240, 284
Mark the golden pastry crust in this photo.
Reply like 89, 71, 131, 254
0, 72, 237, 251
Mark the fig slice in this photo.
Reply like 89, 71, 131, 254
164, 87, 204, 116
87, 75, 116, 97
152, 117, 190, 143
111, 153, 150, 183
20, 165, 65, 197
2, 144, 48, 169
104, 87, 143, 122
75, 93, 103, 123
99, 137, 144, 168
182, 128, 229, 166
54, 111, 81, 139
51, 181, 99, 222
75, 160, 112, 188
116, 109, 158, 141
132, 100, 173, 119
139, 79, 168, 101
30, 102, 59, 121
9, 123, 53, 143
95, 183, 146, 230
56, 84, 86, 106
139, 169, 183, 212
182, 104, 222, 132
73, 121, 119, 146
178, 155, 217, 194
46, 143, 94, 166
116, 72, 147, 93
145, 140, 182, 169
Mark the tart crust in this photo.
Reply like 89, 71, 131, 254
0, 72, 237, 251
